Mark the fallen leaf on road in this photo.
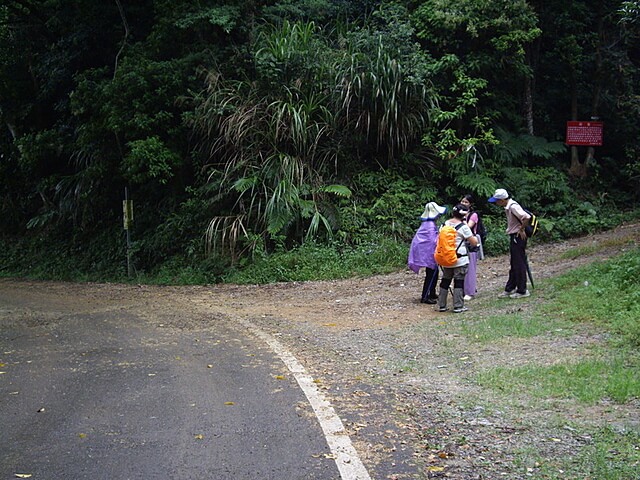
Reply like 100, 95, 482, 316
311, 453, 337, 459
194, 434, 204, 440
427, 466, 445, 472
224, 402, 235, 406
274, 375, 285, 380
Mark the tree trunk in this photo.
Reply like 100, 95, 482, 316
568, 66, 587, 178
113, 0, 130, 79
568, 3, 605, 179
524, 39, 540, 136
524, 76, 534, 136
584, 12, 605, 173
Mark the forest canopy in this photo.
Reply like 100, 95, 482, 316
1, 0, 638, 283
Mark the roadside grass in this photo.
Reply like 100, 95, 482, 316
459, 311, 570, 343
476, 355, 639, 404
554, 235, 636, 260
449, 246, 640, 476
533, 426, 640, 480
543, 248, 640, 348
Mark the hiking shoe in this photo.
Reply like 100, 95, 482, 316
498, 290, 516, 298
509, 290, 531, 299
421, 298, 437, 304
453, 307, 469, 313
463, 295, 473, 301
437, 306, 449, 312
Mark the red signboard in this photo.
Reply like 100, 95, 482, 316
565, 121, 603, 146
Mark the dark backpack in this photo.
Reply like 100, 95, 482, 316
475, 213, 487, 244
512, 202, 539, 238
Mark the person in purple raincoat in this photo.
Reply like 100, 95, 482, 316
408, 202, 447, 304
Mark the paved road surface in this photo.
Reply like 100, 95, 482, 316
0, 285, 345, 479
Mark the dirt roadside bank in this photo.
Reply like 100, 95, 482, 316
1, 221, 639, 479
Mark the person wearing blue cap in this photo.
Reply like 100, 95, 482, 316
408, 201, 447, 304
488, 188, 532, 298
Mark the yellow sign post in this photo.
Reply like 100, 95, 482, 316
123, 199, 134, 230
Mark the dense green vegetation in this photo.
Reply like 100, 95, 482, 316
1, 1, 638, 284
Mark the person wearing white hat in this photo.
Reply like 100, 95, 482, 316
488, 188, 532, 298
408, 202, 447, 304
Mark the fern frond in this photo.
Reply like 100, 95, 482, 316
455, 173, 497, 198
319, 184, 352, 197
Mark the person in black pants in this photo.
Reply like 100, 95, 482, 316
488, 188, 532, 298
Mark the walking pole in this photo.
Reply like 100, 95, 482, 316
524, 254, 535, 289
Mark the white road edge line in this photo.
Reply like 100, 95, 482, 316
238, 319, 372, 480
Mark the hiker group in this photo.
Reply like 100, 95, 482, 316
408, 188, 534, 313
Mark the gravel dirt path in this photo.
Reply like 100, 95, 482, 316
1, 221, 638, 479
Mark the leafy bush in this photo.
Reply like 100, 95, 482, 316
223, 236, 407, 284
136, 254, 226, 285
0, 228, 126, 282
122, 136, 180, 185
478, 214, 510, 256
338, 169, 439, 244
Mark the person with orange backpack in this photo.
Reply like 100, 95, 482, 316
434, 204, 478, 313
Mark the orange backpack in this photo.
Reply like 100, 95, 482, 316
434, 223, 464, 267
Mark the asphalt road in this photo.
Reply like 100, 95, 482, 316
0, 286, 344, 480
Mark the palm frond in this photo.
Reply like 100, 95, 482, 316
205, 215, 249, 262
305, 210, 334, 241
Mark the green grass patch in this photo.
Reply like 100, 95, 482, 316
456, 244, 639, 416
533, 426, 640, 480
544, 246, 640, 348
556, 244, 601, 260
477, 355, 640, 404
460, 312, 569, 343
555, 236, 636, 260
